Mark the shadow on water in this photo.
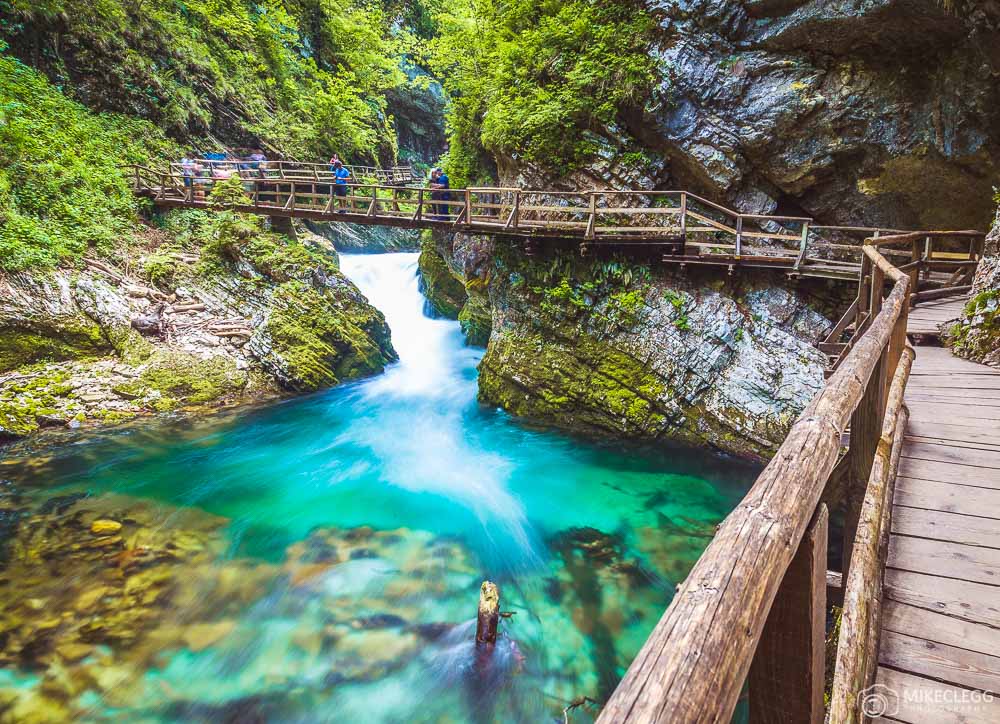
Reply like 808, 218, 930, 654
0, 253, 759, 722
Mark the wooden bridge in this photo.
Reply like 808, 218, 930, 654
597, 230, 997, 724
129, 163, 996, 722
130, 165, 984, 287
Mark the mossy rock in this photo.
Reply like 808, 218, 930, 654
418, 240, 467, 320
266, 281, 396, 392
478, 329, 669, 439
0, 323, 107, 373
139, 354, 248, 406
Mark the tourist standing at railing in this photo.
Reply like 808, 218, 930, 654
430, 168, 450, 221
332, 160, 351, 213
180, 153, 200, 188
329, 153, 341, 172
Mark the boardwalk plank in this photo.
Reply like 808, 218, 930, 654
875, 668, 1000, 723
894, 477, 1000, 517
898, 459, 1000, 489
905, 402, 1000, 421
883, 601, 1000, 660
887, 535, 1000, 587
879, 629, 1000, 695
892, 506, 1000, 549
884, 569, 1000, 629
902, 439, 1000, 464
900, 441, 1000, 469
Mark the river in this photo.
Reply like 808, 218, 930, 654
0, 253, 755, 722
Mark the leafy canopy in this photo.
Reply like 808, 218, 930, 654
429, 0, 657, 184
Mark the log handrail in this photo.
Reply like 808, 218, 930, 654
598, 228, 974, 723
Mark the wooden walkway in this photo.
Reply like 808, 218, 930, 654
131, 164, 983, 284
906, 297, 967, 338
875, 340, 1000, 722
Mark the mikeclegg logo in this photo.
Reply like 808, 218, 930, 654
859, 683, 899, 718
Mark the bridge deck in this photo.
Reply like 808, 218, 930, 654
875, 340, 1000, 722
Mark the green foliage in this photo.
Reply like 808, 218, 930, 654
0, 53, 176, 271
429, 0, 657, 182
1, 0, 408, 161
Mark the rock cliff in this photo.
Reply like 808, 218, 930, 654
0, 216, 395, 444
495, 0, 1000, 232
424, 230, 844, 460
949, 206, 1000, 366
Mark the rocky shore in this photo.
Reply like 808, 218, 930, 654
0, 210, 396, 446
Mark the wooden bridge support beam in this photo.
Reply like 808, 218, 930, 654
749, 504, 828, 724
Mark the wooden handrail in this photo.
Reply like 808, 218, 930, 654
598, 275, 909, 723
127, 165, 984, 275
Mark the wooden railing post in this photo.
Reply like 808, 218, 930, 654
464, 188, 472, 226
735, 215, 744, 259
414, 188, 424, 221
586, 192, 597, 240
794, 220, 810, 270
679, 192, 688, 238
512, 189, 520, 229
750, 503, 828, 724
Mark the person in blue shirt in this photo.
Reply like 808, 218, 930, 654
430, 168, 450, 221
332, 160, 351, 213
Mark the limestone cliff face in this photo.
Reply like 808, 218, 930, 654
0, 223, 395, 443
428, 230, 840, 460
502, 0, 1000, 231
948, 207, 1000, 366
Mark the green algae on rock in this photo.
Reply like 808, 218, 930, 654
418, 235, 467, 319
0, 207, 395, 444
946, 208, 1000, 367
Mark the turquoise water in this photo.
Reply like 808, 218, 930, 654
0, 254, 755, 722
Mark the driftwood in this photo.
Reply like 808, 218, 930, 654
828, 345, 914, 723
476, 581, 500, 646
169, 302, 207, 313
83, 257, 124, 284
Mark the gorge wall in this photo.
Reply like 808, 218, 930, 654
421, 231, 848, 460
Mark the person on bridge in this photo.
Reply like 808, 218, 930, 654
180, 153, 200, 188
430, 168, 450, 221
328, 153, 341, 171
332, 160, 351, 213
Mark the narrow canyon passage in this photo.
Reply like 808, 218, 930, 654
0, 253, 756, 722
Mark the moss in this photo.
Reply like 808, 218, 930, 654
948, 288, 1000, 363
143, 253, 178, 288
458, 296, 492, 347
103, 325, 154, 366
0, 369, 77, 438
418, 239, 467, 319
0, 322, 108, 373
266, 281, 393, 392
478, 329, 669, 439
140, 354, 248, 406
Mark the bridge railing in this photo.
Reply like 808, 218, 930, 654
166, 159, 417, 185
598, 234, 935, 723
821, 230, 984, 367
130, 165, 975, 277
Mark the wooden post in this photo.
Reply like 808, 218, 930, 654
586, 192, 597, 240
476, 581, 500, 646
749, 503, 828, 724
464, 188, 472, 226
795, 221, 810, 270
679, 192, 688, 238
842, 347, 886, 581
512, 189, 520, 229
414, 188, 424, 221
735, 216, 744, 259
